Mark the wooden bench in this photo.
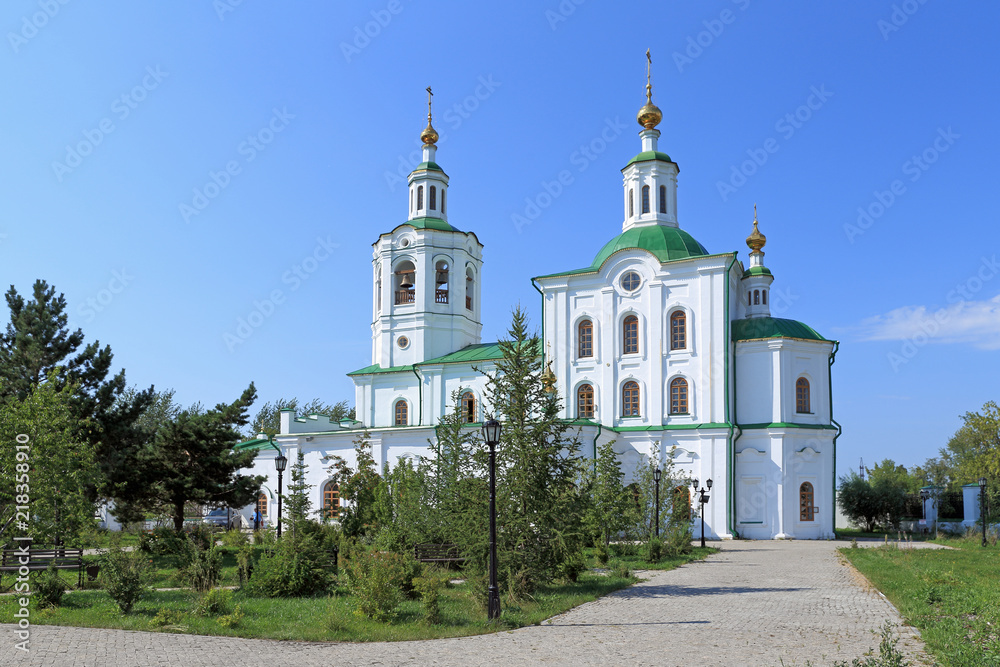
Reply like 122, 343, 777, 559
413, 543, 465, 565
0, 548, 84, 587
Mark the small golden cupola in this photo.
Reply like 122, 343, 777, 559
636, 48, 663, 130
742, 204, 775, 319
420, 85, 439, 147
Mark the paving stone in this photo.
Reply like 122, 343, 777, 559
0, 541, 936, 666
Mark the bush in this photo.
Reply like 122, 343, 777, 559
99, 540, 152, 614
595, 542, 610, 565
646, 536, 663, 563
236, 543, 255, 587
245, 536, 331, 598
609, 560, 631, 579
183, 543, 222, 592
412, 575, 444, 624
194, 588, 233, 616
219, 529, 249, 549
253, 528, 276, 546
662, 523, 693, 558
151, 608, 185, 627
347, 550, 403, 621
610, 542, 639, 558
559, 551, 587, 582
139, 526, 188, 558
217, 606, 244, 628
33, 562, 67, 608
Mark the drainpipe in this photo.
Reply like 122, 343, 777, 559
723, 253, 740, 539
412, 366, 424, 426
592, 423, 602, 474
828, 340, 841, 539
531, 278, 545, 366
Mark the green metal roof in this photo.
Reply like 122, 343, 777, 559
412, 161, 444, 173
622, 151, 674, 168
732, 317, 828, 343
534, 226, 711, 280
233, 438, 280, 452
397, 216, 461, 232
742, 265, 773, 278
348, 342, 506, 376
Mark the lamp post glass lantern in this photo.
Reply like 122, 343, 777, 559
691, 477, 713, 548
482, 418, 502, 621
274, 451, 287, 539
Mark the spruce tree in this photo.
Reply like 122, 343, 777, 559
473, 305, 587, 598
323, 431, 381, 538
284, 451, 313, 541
587, 440, 631, 546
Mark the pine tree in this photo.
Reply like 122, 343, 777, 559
284, 451, 313, 541
472, 305, 587, 598
323, 431, 381, 538
587, 440, 631, 546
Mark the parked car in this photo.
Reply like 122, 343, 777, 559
202, 508, 232, 528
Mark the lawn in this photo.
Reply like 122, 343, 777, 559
840, 538, 1000, 666
0, 545, 718, 641
835, 528, 934, 542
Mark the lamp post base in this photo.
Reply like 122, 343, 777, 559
487, 587, 501, 621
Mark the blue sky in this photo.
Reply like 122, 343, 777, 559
1, 1, 997, 481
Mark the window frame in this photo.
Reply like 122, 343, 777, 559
577, 383, 595, 419
622, 314, 639, 355
659, 185, 667, 213
796, 377, 811, 414
461, 391, 477, 423
417, 185, 424, 210
577, 319, 593, 358
257, 492, 268, 517
669, 310, 687, 351
641, 185, 650, 214
621, 380, 640, 417
799, 481, 815, 521
429, 185, 436, 210
669, 376, 689, 414
394, 399, 408, 426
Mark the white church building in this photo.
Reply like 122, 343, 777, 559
237, 73, 840, 540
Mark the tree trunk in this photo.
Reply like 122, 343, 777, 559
173, 499, 185, 533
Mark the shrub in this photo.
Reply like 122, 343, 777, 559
412, 575, 444, 624
151, 608, 185, 627
245, 536, 331, 598
33, 562, 67, 608
219, 529, 249, 549
347, 550, 402, 621
236, 543, 255, 587
217, 606, 244, 628
662, 523, 693, 558
610, 542, 639, 558
183, 543, 222, 592
99, 540, 152, 614
595, 542, 610, 565
559, 551, 587, 582
646, 536, 663, 563
139, 526, 187, 558
194, 588, 233, 616
609, 560, 631, 579
253, 528, 276, 546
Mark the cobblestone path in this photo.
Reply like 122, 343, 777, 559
1, 541, 935, 666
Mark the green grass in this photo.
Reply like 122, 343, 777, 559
840, 537, 1000, 666
836, 528, 933, 542
0, 545, 718, 641
0, 572, 639, 641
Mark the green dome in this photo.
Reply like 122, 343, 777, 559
591, 225, 709, 269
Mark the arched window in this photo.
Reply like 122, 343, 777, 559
578, 319, 593, 358
441, 189, 446, 214
621, 381, 640, 417
747, 290, 751, 304
629, 188, 634, 217
461, 391, 476, 423
417, 185, 424, 210
394, 400, 408, 426
796, 378, 811, 413
641, 185, 650, 214
799, 482, 814, 521
435, 261, 449, 303
323, 482, 340, 519
623, 315, 639, 355
394, 260, 415, 305
577, 383, 595, 418
465, 269, 474, 310
753, 290, 760, 305
659, 185, 667, 213
429, 185, 436, 210
762, 290, 767, 305
670, 311, 686, 350
256, 492, 268, 517
669, 377, 689, 414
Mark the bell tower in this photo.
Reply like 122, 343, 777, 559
742, 206, 774, 319
370, 88, 484, 369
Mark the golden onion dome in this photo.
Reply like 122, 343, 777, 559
746, 207, 767, 252
637, 84, 662, 129
420, 121, 438, 147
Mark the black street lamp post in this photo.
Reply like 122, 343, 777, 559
482, 418, 502, 621
980, 477, 988, 548
653, 468, 662, 539
691, 478, 713, 548
274, 451, 287, 539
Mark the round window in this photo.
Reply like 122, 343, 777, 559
397, 336, 409, 349
620, 271, 641, 292
400, 238, 410, 248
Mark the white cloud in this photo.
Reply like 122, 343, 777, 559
855, 294, 1000, 350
